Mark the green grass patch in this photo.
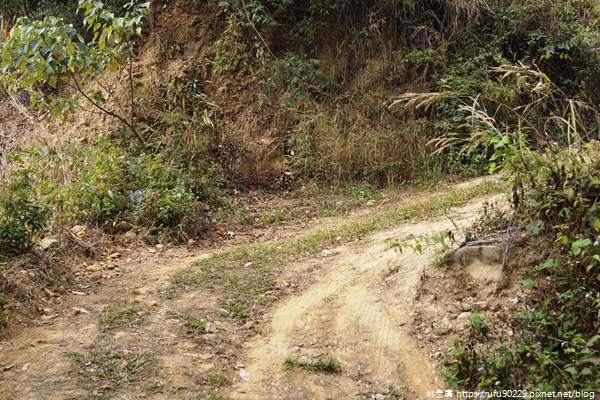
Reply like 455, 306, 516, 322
66, 344, 162, 396
168, 311, 209, 333
98, 299, 145, 329
357, 384, 404, 399
284, 356, 341, 373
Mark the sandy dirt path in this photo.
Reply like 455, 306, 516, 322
0, 183, 502, 400
231, 196, 495, 400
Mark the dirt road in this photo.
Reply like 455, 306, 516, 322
0, 182, 503, 399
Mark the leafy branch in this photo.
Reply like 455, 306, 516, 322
0, 0, 149, 146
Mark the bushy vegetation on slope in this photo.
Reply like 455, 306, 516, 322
0, 0, 597, 240
0, 0, 600, 391
441, 68, 600, 391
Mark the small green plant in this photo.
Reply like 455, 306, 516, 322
67, 344, 162, 395
469, 313, 489, 335
312, 357, 341, 373
390, 230, 451, 265
283, 356, 341, 374
185, 315, 207, 332
99, 299, 144, 328
284, 356, 299, 370
208, 374, 228, 388
344, 183, 375, 201
149, 383, 165, 394
259, 209, 286, 225
159, 282, 178, 299
358, 384, 405, 400
0, 161, 50, 256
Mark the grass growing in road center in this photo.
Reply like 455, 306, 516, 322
173, 179, 503, 323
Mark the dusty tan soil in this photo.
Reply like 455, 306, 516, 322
0, 180, 514, 400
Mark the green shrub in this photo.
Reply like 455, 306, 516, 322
19, 142, 211, 241
0, 165, 50, 256
441, 66, 600, 390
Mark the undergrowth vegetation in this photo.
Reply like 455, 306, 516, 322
0, 0, 598, 250
0, 0, 600, 391
441, 67, 600, 390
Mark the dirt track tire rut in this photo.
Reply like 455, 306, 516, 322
231, 223, 457, 400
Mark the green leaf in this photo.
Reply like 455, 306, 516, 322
521, 278, 534, 288
534, 259, 555, 271
572, 239, 593, 256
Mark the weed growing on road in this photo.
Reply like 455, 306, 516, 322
99, 300, 144, 329
284, 356, 341, 373
66, 344, 162, 397
358, 384, 405, 399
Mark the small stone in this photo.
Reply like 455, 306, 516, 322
87, 263, 103, 273
40, 238, 60, 250
471, 301, 489, 311
205, 322, 217, 333
124, 230, 137, 241
149, 300, 158, 307
198, 363, 215, 374
367, 200, 376, 206
70, 225, 86, 235
461, 302, 472, 311
457, 312, 472, 319
43, 308, 54, 315
373, 395, 385, 400
156, 244, 165, 250
297, 356, 310, 365
321, 250, 333, 257
239, 368, 250, 382
129, 188, 147, 204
